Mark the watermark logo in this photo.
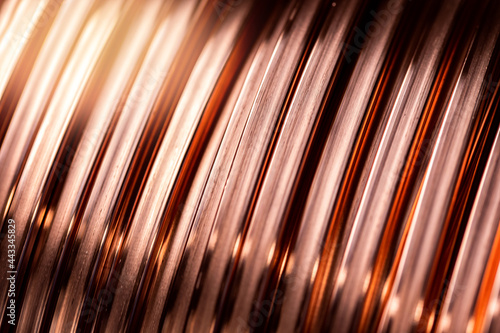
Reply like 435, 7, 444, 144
214, 0, 244, 21
6, 219, 16, 326
483, 73, 499, 101
342, 0, 406, 63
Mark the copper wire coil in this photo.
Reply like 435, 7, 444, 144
0, 0, 499, 332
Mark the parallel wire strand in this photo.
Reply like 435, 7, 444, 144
0, 0, 499, 332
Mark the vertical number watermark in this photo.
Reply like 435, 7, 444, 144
6, 219, 16, 326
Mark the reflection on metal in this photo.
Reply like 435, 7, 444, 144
0, 0, 500, 332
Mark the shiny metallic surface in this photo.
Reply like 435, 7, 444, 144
0, 0, 499, 332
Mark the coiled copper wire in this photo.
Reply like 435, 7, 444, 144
0, 0, 499, 332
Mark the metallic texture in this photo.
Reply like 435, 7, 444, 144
0, 0, 499, 332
